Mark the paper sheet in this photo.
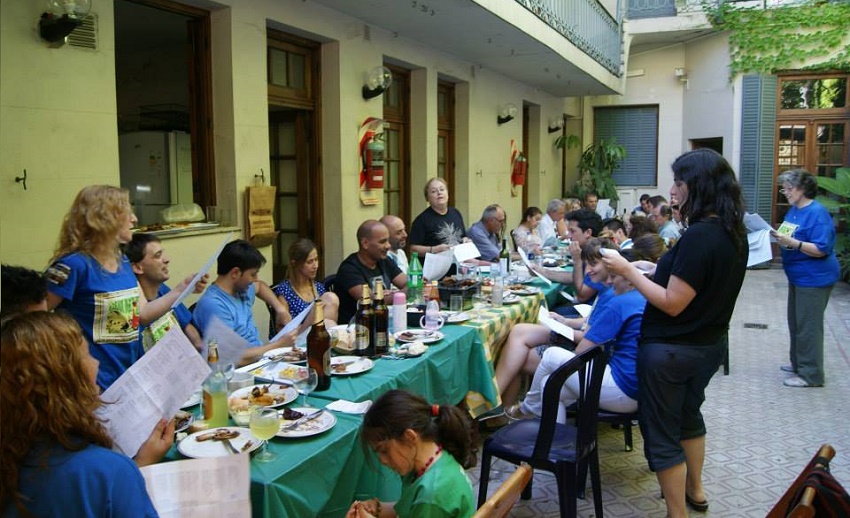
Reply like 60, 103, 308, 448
452, 242, 481, 263
744, 212, 773, 233
538, 311, 574, 341
97, 328, 210, 457
140, 454, 251, 518
573, 304, 593, 318
270, 301, 314, 343
201, 316, 251, 367
172, 232, 233, 308
517, 246, 552, 285
326, 399, 373, 414
560, 290, 576, 303
747, 229, 774, 267
423, 251, 454, 281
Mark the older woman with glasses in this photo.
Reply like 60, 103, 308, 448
771, 169, 840, 388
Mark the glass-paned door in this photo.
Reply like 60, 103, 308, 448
437, 81, 455, 195
384, 125, 404, 217
383, 66, 409, 222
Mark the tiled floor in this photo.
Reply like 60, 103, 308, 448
469, 265, 850, 516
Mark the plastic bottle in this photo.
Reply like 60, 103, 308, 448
424, 297, 441, 330
392, 291, 407, 334
491, 270, 504, 308
202, 340, 229, 428
408, 252, 423, 304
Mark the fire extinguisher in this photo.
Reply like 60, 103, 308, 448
363, 134, 385, 189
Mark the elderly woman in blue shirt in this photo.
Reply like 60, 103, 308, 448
771, 169, 840, 388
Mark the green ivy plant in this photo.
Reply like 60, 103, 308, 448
817, 167, 850, 281
704, 0, 850, 78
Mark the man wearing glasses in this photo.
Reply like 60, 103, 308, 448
467, 204, 506, 263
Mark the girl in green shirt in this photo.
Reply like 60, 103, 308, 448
347, 390, 476, 518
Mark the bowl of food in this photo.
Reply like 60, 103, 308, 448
329, 325, 355, 354
437, 277, 480, 311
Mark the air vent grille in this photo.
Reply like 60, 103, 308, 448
68, 14, 97, 50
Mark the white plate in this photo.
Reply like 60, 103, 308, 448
178, 427, 263, 458
228, 384, 298, 410
276, 407, 337, 438
173, 411, 194, 433
446, 312, 472, 323
509, 287, 541, 296
330, 356, 374, 376
262, 346, 307, 364
247, 361, 303, 382
393, 329, 445, 344
180, 389, 202, 409
329, 325, 356, 354
503, 294, 522, 305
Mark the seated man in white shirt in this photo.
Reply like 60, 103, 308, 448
538, 198, 566, 245
380, 214, 409, 274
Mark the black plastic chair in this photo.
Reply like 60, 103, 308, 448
565, 403, 639, 452
478, 346, 606, 518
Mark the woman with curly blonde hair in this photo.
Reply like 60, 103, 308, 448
1, 312, 165, 517
45, 185, 203, 390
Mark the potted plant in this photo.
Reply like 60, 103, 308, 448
556, 134, 626, 203
817, 166, 850, 281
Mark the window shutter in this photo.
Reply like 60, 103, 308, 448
594, 106, 658, 187
740, 75, 777, 217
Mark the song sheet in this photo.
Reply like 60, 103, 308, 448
172, 232, 233, 308
452, 242, 481, 263
538, 311, 574, 341
140, 454, 251, 518
423, 250, 454, 281
97, 328, 210, 457
517, 246, 552, 285
201, 316, 250, 368
270, 301, 314, 342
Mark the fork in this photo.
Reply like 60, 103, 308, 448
221, 438, 240, 455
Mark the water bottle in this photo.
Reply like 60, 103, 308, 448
408, 252, 423, 304
424, 298, 441, 330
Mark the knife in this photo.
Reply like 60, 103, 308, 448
280, 409, 325, 430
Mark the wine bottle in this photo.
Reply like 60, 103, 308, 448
354, 283, 375, 357
307, 300, 331, 391
373, 279, 389, 355
202, 340, 228, 428
499, 236, 511, 277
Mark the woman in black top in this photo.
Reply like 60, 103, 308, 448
603, 149, 748, 518
408, 177, 468, 257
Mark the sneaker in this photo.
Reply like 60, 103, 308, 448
505, 403, 536, 421
783, 376, 823, 388
779, 365, 796, 373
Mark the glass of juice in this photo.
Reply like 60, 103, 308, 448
249, 406, 280, 462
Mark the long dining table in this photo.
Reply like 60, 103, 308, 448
165, 278, 563, 517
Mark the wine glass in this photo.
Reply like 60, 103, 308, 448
294, 367, 318, 407
249, 406, 280, 463
472, 289, 487, 322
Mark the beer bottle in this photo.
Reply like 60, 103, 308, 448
202, 340, 228, 428
307, 300, 331, 391
373, 279, 389, 355
354, 283, 375, 357
499, 236, 511, 277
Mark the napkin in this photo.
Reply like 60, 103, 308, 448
326, 399, 373, 414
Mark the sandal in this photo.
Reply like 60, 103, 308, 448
686, 493, 709, 513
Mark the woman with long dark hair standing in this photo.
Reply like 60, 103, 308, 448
603, 149, 749, 517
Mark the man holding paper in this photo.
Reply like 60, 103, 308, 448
335, 220, 407, 324
125, 233, 205, 352
192, 240, 296, 366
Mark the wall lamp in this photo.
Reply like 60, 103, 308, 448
497, 103, 518, 125
547, 116, 565, 133
39, 0, 91, 47
362, 66, 393, 100
674, 67, 688, 83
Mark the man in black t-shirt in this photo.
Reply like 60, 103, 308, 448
335, 220, 407, 323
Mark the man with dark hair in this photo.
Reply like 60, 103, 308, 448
532, 209, 606, 305
1, 265, 48, 319
466, 204, 506, 263
601, 218, 630, 249
124, 234, 204, 351
192, 239, 295, 365
585, 191, 615, 219
335, 220, 407, 324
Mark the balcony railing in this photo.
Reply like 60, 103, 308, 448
627, 0, 815, 21
514, 0, 623, 76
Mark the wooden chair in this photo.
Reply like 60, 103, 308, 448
472, 463, 533, 518
766, 444, 848, 518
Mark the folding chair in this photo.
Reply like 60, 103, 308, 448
472, 463, 533, 518
767, 444, 850, 518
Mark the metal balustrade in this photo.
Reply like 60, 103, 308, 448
514, 0, 624, 76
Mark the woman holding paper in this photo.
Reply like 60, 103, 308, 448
771, 169, 839, 388
0, 312, 170, 517
601, 149, 748, 517
272, 238, 339, 336
408, 177, 470, 257
44, 185, 205, 391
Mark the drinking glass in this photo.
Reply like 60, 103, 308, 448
294, 367, 318, 407
472, 289, 487, 322
249, 407, 280, 462
450, 295, 464, 315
